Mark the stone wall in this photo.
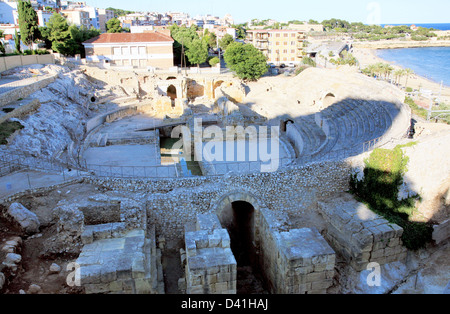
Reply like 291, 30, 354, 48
432, 219, 450, 245
0, 54, 55, 73
0, 98, 41, 125
77, 228, 164, 294
286, 123, 304, 156
271, 228, 336, 294
180, 214, 237, 294
318, 193, 407, 271
85, 160, 352, 242
0, 74, 58, 108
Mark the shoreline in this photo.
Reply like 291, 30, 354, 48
352, 46, 450, 104
352, 39, 450, 50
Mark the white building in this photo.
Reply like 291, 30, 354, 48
36, 9, 53, 27
79, 6, 99, 29
30, 0, 58, 9
0, 0, 17, 25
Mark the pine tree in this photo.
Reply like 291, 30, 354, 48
17, 0, 39, 47
14, 29, 21, 53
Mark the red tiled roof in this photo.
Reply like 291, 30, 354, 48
83, 32, 174, 44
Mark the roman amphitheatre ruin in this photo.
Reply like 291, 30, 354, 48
0, 62, 449, 295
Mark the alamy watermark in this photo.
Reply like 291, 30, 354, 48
66, 262, 81, 287
366, 262, 381, 287
366, 2, 382, 26
169, 118, 281, 173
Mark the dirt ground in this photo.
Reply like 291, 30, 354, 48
0, 183, 99, 294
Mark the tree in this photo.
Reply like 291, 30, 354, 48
393, 69, 405, 86
14, 29, 21, 53
231, 25, 247, 40
43, 13, 99, 56
105, 7, 134, 17
404, 68, 414, 88
17, 0, 39, 47
44, 13, 69, 53
209, 57, 220, 67
219, 34, 234, 51
68, 25, 100, 57
224, 42, 268, 81
185, 38, 209, 67
170, 24, 201, 66
0, 41, 5, 55
106, 18, 123, 33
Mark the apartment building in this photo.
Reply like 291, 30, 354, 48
61, 9, 90, 29
82, 32, 174, 69
98, 8, 114, 32
246, 29, 306, 66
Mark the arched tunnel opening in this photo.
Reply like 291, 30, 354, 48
225, 201, 269, 294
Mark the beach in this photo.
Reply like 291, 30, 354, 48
352, 45, 450, 104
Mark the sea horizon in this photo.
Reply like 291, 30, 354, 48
375, 46, 450, 88
380, 23, 450, 31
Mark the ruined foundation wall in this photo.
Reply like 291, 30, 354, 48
85, 160, 352, 242
318, 195, 407, 271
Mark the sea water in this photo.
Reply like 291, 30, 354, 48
375, 46, 450, 87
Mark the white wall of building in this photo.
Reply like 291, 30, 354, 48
0, 0, 17, 24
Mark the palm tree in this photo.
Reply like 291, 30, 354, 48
378, 63, 393, 81
393, 69, 405, 86
404, 68, 414, 89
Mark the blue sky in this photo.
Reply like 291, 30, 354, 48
86, 0, 450, 24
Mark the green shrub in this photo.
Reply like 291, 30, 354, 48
295, 65, 308, 75
0, 121, 24, 145
208, 56, 220, 67
302, 57, 316, 67
405, 96, 428, 119
405, 87, 413, 93
349, 144, 433, 250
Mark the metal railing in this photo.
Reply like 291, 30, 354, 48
0, 125, 401, 181
85, 163, 179, 178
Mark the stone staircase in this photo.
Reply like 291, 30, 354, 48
287, 99, 410, 162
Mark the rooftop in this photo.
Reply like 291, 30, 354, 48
82, 32, 174, 45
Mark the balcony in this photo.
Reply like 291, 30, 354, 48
255, 44, 269, 50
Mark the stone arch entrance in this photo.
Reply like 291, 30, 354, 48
213, 80, 224, 99
322, 92, 336, 108
280, 119, 295, 133
213, 191, 268, 294
167, 85, 177, 108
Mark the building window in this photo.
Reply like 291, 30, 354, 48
283, 49, 287, 54
276, 33, 280, 38
276, 42, 280, 46
284, 33, 288, 37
